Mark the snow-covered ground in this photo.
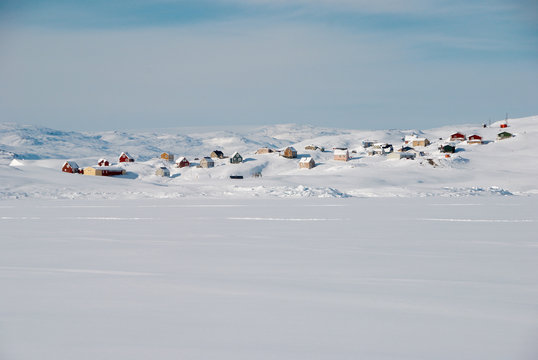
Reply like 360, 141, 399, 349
1, 197, 537, 359
1, 115, 537, 199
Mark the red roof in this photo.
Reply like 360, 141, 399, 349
468, 135, 482, 140
450, 132, 466, 139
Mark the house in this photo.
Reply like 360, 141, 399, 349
398, 146, 415, 152
468, 135, 483, 144
500, 123, 508, 128
160, 152, 174, 162
210, 150, 224, 159
176, 157, 190, 168
255, 148, 274, 154
119, 152, 134, 163
497, 131, 513, 140
411, 138, 430, 147
305, 145, 318, 150
83, 166, 126, 176
403, 135, 418, 144
97, 158, 110, 166
200, 157, 214, 168
155, 167, 170, 177
333, 148, 350, 161
450, 132, 466, 141
387, 152, 416, 160
368, 143, 389, 156
362, 140, 376, 148
439, 144, 456, 153
230, 152, 243, 164
62, 161, 79, 174
299, 157, 315, 169
281, 147, 297, 159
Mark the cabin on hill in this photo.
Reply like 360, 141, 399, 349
119, 152, 134, 163
97, 159, 110, 166
411, 138, 430, 147
176, 157, 190, 168
497, 131, 513, 140
160, 152, 174, 162
450, 132, 466, 141
299, 157, 315, 169
439, 144, 456, 153
62, 161, 80, 174
255, 147, 274, 154
210, 150, 224, 159
230, 152, 243, 164
155, 167, 170, 177
333, 148, 350, 161
468, 135, 483, 144
83, 166, 125, 176
362, 140, 376, 148
281, 147, 297, 159
200, 157, 214, 168
500, 123, 508, 128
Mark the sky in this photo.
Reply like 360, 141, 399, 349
0, 0, 537, 131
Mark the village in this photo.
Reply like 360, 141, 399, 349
60, 122, 516, 180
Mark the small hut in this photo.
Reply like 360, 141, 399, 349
255, 148, 274, 154
210, 150, 224, 159
160, 152, 174, 162
305, 145, 319, 151
200, 157, 215, 168
299, 157, 315, 169
176, 157, 190, 168
497, 131, 513, 140
230, 152, 243, 164
468, 135, 483, 144
439, 144, 456, 153
333, 148, 350, 161
97, 159, 110, 167
450, 132, 466, 141
155, 167, 170, 177
281, 147, 297, 159
362, 140, 376, 148
119, 152, 134, 163
62, 161, 79, 174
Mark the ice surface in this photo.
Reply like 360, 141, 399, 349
1, 197, 537, 360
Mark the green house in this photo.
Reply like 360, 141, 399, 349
230, 152, 243, 164
497, 131, 513, 140
439, 144, 456, 153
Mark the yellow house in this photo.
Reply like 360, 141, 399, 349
84, 166, 126, 176
411, 138, 430, 147
160, 152, 175, 162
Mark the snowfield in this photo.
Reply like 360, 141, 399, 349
1, 115, 538, 199
1, 197, 537, 359
1, 116, 538, 359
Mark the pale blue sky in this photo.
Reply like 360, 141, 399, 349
0, 0, 536, 131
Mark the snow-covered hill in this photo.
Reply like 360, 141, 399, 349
1, 116, 537, 199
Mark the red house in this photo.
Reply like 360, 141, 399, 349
468, 135, 483, 144
98, 158, 110, 166
500, 123, 508, 128
176, 157, 190, 168
450, 132, 466, 141
62, 161, 80, 174
119, 152, 134, 163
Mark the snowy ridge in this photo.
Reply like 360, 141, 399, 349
1, 115, 537, 199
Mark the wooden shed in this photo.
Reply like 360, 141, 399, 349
281, 147, 297, 159
155, 167, 170, 177
210, 150, 224, 159
230, 152, 243, 164
83, 166, 126, 176
160, 152, 174, 162
200, 157, 214, 168
176, 157, 190, 168
333, 148, 350, 161
97, 158, 110, 166
299, 157, 315, 169
62, 161, 79, 174
119, 152, 135, 163
255, 148, 274, 154
468, 135, 483, 144
450, 132, 466, 141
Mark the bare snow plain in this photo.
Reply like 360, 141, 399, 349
1, 116, 538, 359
